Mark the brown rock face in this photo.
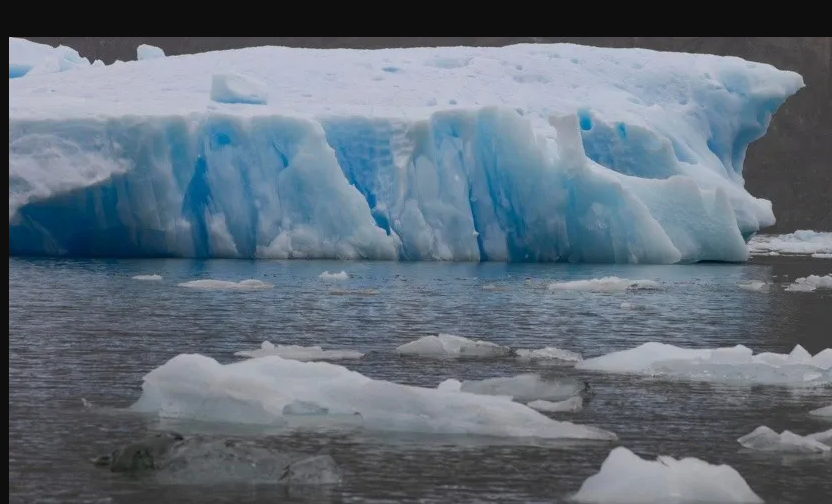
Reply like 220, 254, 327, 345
19, 37, 831, 232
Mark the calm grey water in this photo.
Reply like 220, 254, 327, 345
8, 256, 832, 504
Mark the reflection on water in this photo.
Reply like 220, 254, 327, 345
8, 256, 832, 503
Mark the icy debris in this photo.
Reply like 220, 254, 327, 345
234, 341, 364, 362
571, 446, 764, 503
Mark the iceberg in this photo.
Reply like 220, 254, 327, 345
571, 446, 763, 503
9, 43, 803, 262
575, 342, 832, 387
130, 353, 617, 441
737, 425, 831, 453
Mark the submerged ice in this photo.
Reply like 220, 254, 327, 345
130, 353, 617, 441
8, 42, 803, 263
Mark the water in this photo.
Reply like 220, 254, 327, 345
8, 256, 832, 504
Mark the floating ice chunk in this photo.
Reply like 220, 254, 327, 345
515, 347, 583, 363
282, 454, 342, 486
575, 342, 831, 386
234, 341, 364, 362
130, 353, 617, 441
319, 271, 349, 281
459, 374, 584, 402
571, 446, 764, 504
177, 279, 273, 290
481, 283, 507, 291
210, 72, 269, 105
527, 396, 583, 413
785, 274, 832, 292
132, 274, 163, 281
748, 230, 832, 256
137, 44, 165, 61
809, 404, 832, 418
737, 425, 830, 453
736, 280, 767, 291
396, 334, 513, 359
812, 253, 832, 259
547, 277, 660, 292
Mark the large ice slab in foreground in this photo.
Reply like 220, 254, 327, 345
575, 342, 831, 386
130, 353, 616, 441
9, 43, 803, 262
571, 446, 763, 503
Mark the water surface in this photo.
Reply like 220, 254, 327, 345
8, 256, 832, 503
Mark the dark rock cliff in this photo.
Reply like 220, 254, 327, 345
20, 37, 831, 232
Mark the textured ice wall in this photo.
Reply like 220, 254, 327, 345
8, 43, 803, 262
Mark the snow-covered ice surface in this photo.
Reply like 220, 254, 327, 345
749, 230, 832, 257
8, 37, 93, 78
130, 353, 617, 441
9, 42, 803, 263
571, 446, 764, 503
737, 426, 831, 454
784, 274, 832, 292
210, 72, 269, 105
234, 341, 364, 361
575, 343, 832, 386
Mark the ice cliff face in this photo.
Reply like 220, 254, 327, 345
8, 42, 804, 262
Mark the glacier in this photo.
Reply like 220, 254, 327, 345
8, 41, 804, 262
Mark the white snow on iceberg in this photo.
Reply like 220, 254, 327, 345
9, 37, 92, 78
575, 342, 831, 387
737, 425, 830, 453
784, 274, 832, 292
571, 446, 763, 504
129, 353, 617, 441
234, 341, 364, 361
748, 230, 832, 256
9, 43, 803, 263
